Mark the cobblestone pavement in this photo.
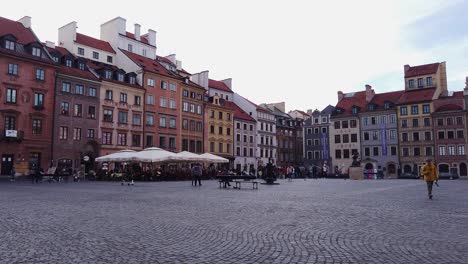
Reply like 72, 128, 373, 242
0, 179, 467, 264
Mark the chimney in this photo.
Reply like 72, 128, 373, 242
221, 78, 232, 90
134, 23, 141, 40
190, 71, 209, 90
337, 91, 344, 101
18, 16, 31, 28
404, 64, 410, 73
147, 29, 156, 46
307, 109, 313, 115
465, 76, 468, 89
165, 54, 176, 64
365, 84, 374, 102
45, 41, 55, 48
176, 60, 182, 70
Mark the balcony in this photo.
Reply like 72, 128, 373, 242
33, 105, 45, 111
0, 129, 24, 142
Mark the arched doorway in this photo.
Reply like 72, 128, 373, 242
387, 163, 396, 177
403, 165, 412, 173
460, 163, 467, 177
365, 163, 373, 170
438, 164, 450, 173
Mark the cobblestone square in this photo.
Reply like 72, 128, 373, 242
0, 179, 467, 263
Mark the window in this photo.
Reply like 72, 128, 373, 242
227, 128, 231, 135
6, 88, 17, 103
414, 147, 420, 156
169, 138, 176, 149
169, 83, 176, 92
142, 49, 147, 56
128, 44, 133, 52
77, 47, 84, 55
32, 47, 41, 57
118, 111, 128, 124
32, 119, 42, 135
372, 131, 379, 140
103, 109, 113, 122
65, 60, 72, 67
197, 105, 202, 115
35, 69, 45, 80
381, 115, 387, 124
197, 122, 203, 132
218, 112, 223, 120
73, 128, 82, 141
422, 104, 430, 114
5, 40, 15, 50
437, 118, 443, 126
105, 90, 113, 100
147, 95, 154, 105
73, 104, 82, 117
78, 62, 85, 70
33, 93, 44, 107
351, 107, 358, 114
183, 90, 189, 97
343, 149, 350, 159
456, 116, 463, 125
426, 77, 433, 87
362, 117, 368, 126
88, 87, 96, 97
411, 105, 418, 115
413, 132, 419, 141
146, 114, 154, 126
218, 127, 223, 135
61, 102, 69, 115
424, 131, 431, 141
227, 113, 231, 121
334, 135, 341, 143
169, 118, 176, 128
417, 78, 423, 88
160, 98, 167, 108
132, 95, 141, 106
412, 119, 419, 127
7, 63, 18, 75
447, 146, 455, 155
457, 130, 464, 139
438, 131, 445, 139
87, 129, 95, 139
364, 147, 370, 157
424, 118, 430, 127
402, 133, 408, 142
102, 132, 112, 145
147, 78, 154, 87
322, 127, 327, 134
401, 119, 407, 128
159, 117, 166, 127
132, 135, 141, 147
458, 145, 465, 155
118, 133, 127, 146
170, 100, 176, 109
218, 143, 223, 153
363, 132, 370, 141
342, 121, 349, 128
371, 116, 377, 125
400, 107, 407, 116
117, 74, 124, 82
129, 76, 136, 85
335, 150, 341, 159
93, 52, 99, 60
190, 104, 195, 113
75, 85, 84, 95
409, 79, 415, 88
447, 130, 454, 139
107, 56, 113, 63
210, 142, 215, 152
105, 71, 112, 79
447, 118, 453, 126
120, 93, 127, 103
373, 147, 379, 156
145, 135, 154, 147
343, 134, 349, 143
182, 139, 189, 151
161, 81, 167, 89
314, 128, 319, 134
159, 136, 166, 148
182, 102, 189, 112
402, 148, 409, 156
351, 134, 357, 142
59, 126, 68, 140
390, 130, 396, 139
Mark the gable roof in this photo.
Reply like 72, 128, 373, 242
225, 101, 256, 122
333, 91, 367, 117
397, 88, 436, 105
433, 91, 465, 113
0, 16, 38, 44
120, 49, 180, 79
405, 63, 439, 78
208, 79, 232, 93
75, 33, 115, 54
321, 105, 335, 115
363, 90, 404, 112
122, 32, 154, 47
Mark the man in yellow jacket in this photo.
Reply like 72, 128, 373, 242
421, 158, 438, 199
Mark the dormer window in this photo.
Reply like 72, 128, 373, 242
78, 63, 85, 70
65, 60, 72, 67
52, 56, 59, 63
129, 76, 136, 85
384, 102, 391, 109
105, 71, 112, 79
351, 107, 358, 114
32, 47, 41, 57
5, 40, 15, 50
367, 104, 375, 111
128, 44, 133, 52
117, 74, 124, 82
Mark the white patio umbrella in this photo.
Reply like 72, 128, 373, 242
173, 151, 205, 162
95, 149, 138, 162
199, 153, 229, 163
133, 147, 177, 163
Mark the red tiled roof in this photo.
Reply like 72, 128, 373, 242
334, 91, 367, 117
121, 49, 179, 78
75, 33, 115, 54
405, 63, 440, 78
0, 16, 38, 44
123, 32, 153, 46
45, 45, 72, 57
434, 104, 463, 112
208, 79, 232, 92
58, 65, 99, 81
225, 101, 256, 122
453, 91, 464, 98
363, 90, 404, 112
397, 88, 436, 105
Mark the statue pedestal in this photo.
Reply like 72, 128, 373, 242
349, 167, 363, 180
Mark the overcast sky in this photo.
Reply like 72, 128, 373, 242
4, 0, 468, 112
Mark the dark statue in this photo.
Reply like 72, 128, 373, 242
351, 151, 361, 167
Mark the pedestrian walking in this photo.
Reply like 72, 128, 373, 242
10, 166, 16, 182
421, 158, 438, 200
191, 163, 202, 186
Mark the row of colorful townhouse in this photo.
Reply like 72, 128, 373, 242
304, 61, 468, 178
0, 16, 306, 176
